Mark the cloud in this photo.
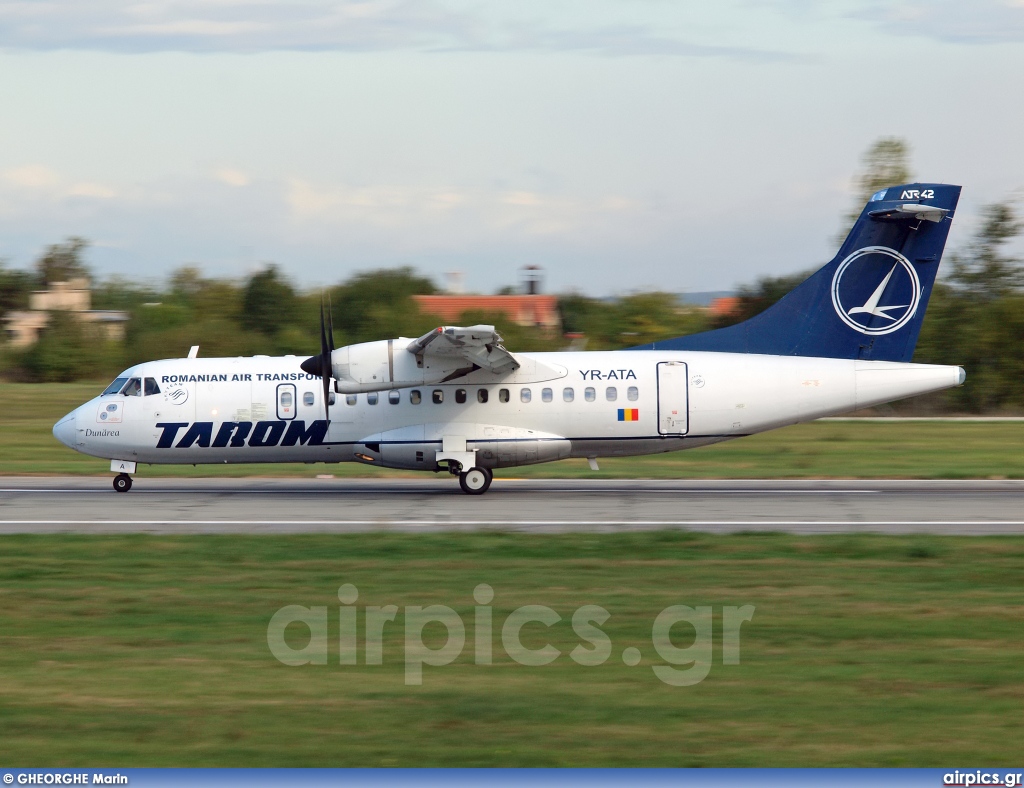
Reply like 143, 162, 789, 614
0, 1, 477, 52
2, 164, 116, 199
284, 177, 643, 241
854, 0, 1024, 44
0, 166, 670, 292
0, 0, 805, 60
4, 164, 60, 188
466, 21, 808, 62
750, 0, 1024, 45
67, 182, 117, 198
215, 167, 250, 187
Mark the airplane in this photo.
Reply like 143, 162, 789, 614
53, 182, 965, 495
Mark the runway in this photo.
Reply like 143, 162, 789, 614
1, 476, 1023, 534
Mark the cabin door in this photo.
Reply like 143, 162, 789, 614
656, 361, 689, 435
276, 383, 297, 421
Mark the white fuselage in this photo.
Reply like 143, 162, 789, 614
54, 350, 964, 471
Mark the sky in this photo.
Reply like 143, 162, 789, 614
0, 0, 1022, 296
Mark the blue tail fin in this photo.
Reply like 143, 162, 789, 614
636, 183, 961, 362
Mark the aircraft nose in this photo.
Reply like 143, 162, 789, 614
53, 410, 79, 448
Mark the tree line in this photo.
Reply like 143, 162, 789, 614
1, 139, 1021, 412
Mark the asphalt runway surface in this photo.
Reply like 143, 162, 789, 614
1, 476, 1023, 534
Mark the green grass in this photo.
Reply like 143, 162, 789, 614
3, 381, 1023, 478
1, 532, 1023, 765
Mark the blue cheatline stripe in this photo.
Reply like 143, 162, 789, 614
327, 434, 745, 446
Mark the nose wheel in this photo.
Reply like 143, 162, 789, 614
113, 473, 133, 493
459, 467, 492, 495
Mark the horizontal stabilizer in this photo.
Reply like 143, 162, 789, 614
869, 203, 949, 223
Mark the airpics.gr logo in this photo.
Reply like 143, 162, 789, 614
830, 246, 921, 336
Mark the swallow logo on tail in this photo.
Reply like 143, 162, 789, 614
831, 246, 921, 336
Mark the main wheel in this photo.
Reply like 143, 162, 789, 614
113, 473, 133, 493
459, 467, 492, 495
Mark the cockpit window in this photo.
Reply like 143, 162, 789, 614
102, 377, 129, 396
120, 378, 142, 397
144, 378, 161, 396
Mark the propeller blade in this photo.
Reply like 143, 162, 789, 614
300, 295, 333, 421
319, 299, 329, 360
326, 290, 336, 353
319, 298, 331, 421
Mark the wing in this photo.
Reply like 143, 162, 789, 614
406, 325, 520, 377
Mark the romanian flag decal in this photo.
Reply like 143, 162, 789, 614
617, 408, 639, 422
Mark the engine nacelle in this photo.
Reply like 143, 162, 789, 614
330, 339, 471, 393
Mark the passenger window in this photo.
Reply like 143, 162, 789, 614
521, 388, 531, 403
121, 378, 142, 397
144, 377, 161, 396
627, 386, 639, 401
367, 393, 378, 405
455, 389, 467, 404
585, 387, 596, 402
477, 389, 488, 403
388, 391, 400, 404
432, 390, 443, 404
542, 388, 553, 403
281, 391, 294, 407
606, 387, 617, 402
499, 388, 510, 403
303, 392, 315, 406
563, 387, 574, 402
346, 394, 357, 406
410, 390, 422, 404
102, 377, 129, 396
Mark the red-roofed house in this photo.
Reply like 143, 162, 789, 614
412, 294, 561, 334
709, 296, 741, 319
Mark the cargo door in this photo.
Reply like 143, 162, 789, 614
656, 361, 689, 435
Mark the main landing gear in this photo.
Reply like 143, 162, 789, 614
457, 466, 493, 495
113, 473, 133, 493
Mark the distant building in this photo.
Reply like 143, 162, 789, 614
412, 294, 561, 335
444, 271, 466, 295
708, 296, 741, 319
676, 291, 736, 308
3, 278, 129, 347
414, 265, 561, 334
521, 265, 543, 295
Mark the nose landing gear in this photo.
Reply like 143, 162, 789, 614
113, 473, 133, 493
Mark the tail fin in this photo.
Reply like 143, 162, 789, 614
638, 183, 961, 362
